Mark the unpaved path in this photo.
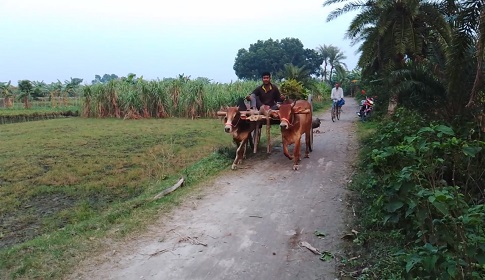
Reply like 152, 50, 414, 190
70, 98, 360, 280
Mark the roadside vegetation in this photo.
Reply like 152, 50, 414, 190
344, 110, 485, 279
322, 0, 485, 279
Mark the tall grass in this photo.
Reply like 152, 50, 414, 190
81, 78, 260, 119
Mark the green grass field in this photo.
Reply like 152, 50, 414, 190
0, 106, 79, 116
0, 99, 328, 279
0, 117, 237, 279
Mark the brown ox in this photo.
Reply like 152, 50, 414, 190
273, 100, 313, 170
224, 106, 256, 170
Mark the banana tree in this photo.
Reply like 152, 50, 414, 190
17, 80, 33, 109
63, 78, 83, 106
347, 69, 362, 97
31, 81, 49, 101
0, 81, 14, 108
47, 81, 64, 107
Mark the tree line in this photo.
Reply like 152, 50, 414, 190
233, 37, 348, 83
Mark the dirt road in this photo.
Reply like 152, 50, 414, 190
70, 98, 360, 280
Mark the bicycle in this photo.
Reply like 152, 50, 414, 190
331, 100, 342, 122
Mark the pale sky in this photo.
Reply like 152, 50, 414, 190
0, 0, 359, 85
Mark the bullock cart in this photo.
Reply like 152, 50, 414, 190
216, 106, 313, 155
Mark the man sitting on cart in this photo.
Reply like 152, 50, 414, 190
247, 71, 285, 111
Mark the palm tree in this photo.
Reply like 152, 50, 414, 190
316, 44, 331, 81
280, 63, 313, 89
326, 45, 347, 83
459, 0, 485, 108
326, 0, 450, 72
323, 0, 451, 113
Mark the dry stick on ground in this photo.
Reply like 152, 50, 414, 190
176, 232, 208, 247
187, 236, 207, 247
152, 177, 185, 200
299, 241, 321, 255
145, 248, 171, 258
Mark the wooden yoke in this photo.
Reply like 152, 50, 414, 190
216, 110, 310, 117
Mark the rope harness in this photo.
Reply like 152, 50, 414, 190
225, 111, 241, 128
279, 110, 295, 127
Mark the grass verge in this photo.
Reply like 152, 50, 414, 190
338, 118, 404, 279
0, 117, 236, 279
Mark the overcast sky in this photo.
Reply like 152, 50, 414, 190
0, 0, 359, 85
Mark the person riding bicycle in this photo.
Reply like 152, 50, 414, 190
331, 82, 344, 108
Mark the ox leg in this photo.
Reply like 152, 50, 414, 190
293, 138, 301, 170
282, 141, 293, 160
232, 140, 241, 170
242, 137, 249, 159
232, 139, 247, 170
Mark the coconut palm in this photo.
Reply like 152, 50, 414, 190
316, 44, 331, 81
326, 45, 347, 83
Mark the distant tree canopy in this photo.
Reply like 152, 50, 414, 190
233, 38, 324, 80
92, 74, 119, 84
